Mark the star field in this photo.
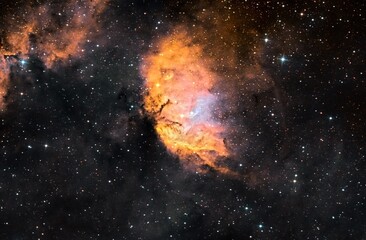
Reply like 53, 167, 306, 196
0, 0, 365, 239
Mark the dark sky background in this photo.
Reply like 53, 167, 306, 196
0, 0, 365, 239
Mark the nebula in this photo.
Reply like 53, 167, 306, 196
141, 29, 235, 175
139, 0, 277, 178
0, 0, 107, 110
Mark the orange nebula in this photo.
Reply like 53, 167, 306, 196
0, 0, 107, 110
141, 30, 233, 174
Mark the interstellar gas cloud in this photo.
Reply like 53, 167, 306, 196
0, 0, 365, 239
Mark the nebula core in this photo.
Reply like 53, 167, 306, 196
141, 29, 233, 174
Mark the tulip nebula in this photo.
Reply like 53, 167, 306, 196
0, 0, 365, 239
141, 29, 233, 175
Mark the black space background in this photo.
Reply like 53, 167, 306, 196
0, 0, 365, 239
